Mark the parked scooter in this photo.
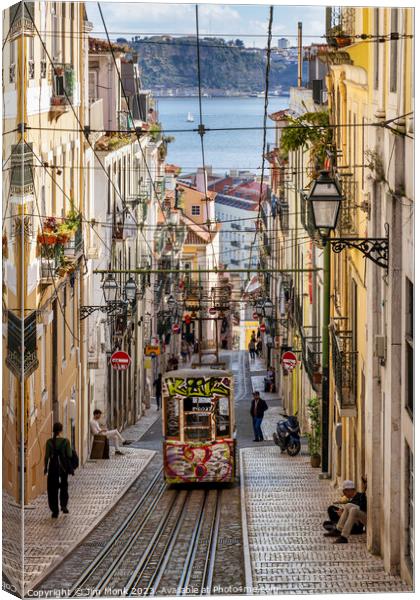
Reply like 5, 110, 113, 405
273, 414, 301, 456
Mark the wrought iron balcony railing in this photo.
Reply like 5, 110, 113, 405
301, 331, 322, 390
331, 322, 357, 412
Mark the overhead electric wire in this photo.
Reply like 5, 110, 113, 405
248, 5, 273, 273
17, 111, 414, 138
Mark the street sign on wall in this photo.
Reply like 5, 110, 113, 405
110, 350, 132, 370
281, 350, 298, 372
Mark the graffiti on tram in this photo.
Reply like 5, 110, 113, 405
164, 376, 231, 399
164, 440, 234, 483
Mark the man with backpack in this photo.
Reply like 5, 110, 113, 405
44, 422, 77, 518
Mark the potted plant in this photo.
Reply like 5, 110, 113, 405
38, 231, 58, 245
306, 396, 321, 467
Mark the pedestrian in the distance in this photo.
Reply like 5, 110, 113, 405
44, 422, 73, 518
248, 336, 256, 361
153, 373, 163, 410
256, 338, 263, 358
250, 391, 268, 442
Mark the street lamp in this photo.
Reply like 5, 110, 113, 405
102, 272, 119, 303
263, 298, 274, 319
307, 170, 343, 238
124, 276, 138, 303
255, 299, 264, 317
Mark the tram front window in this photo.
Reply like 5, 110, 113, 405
184, 396, 212, 441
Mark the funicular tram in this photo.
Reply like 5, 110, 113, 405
162, 368, 236, 483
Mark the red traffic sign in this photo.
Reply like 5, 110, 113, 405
110, 350, 132, 371
208, 307, 217, 316
184, 314, 192, 325
172, 323, 181, 333
281, 351, 298, 371
259, 323, 266, 333
252, 311, 259, 319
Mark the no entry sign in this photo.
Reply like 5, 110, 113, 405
110, 350, 132, 371
281, 350, 297, 372
172, 323, 181, 333
208, 307, 217, 315
259, 323, 266, 333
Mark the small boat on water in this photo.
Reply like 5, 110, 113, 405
187, 112, 194, 122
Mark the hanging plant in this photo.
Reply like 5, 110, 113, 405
37, 232, 58, 245
280, 111, 333, 177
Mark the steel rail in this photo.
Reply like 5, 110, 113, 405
68, 469, 165, 596
126, 490, 189, 595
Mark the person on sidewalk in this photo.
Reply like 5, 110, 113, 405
256, 338, 263, 358
324, 479, 367, 543
90, 409, 131, 455
153, 373, 163, 410
250, 391, 268, 442
323, 478, 366, 533
44, 422, 73, 518
248, 335, 256, 361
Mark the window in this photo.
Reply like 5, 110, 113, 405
390, 9, 398, 93
191, 205, 200, 216
405, 278, 413, 418
28, 37, 34, 79
88, 71, 97, 102
52, 3, 58, 59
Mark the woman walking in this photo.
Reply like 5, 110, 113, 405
44, 422, 73, 518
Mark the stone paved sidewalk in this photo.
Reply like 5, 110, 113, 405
3, 412, 159, 595
240, 447, 411, 594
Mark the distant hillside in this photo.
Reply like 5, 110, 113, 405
129, 37, 301, 93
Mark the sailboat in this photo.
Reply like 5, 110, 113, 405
187, 112, 194, 122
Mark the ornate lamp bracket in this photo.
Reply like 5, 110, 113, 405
330, 224, 389, 271
80, 302, 127, 320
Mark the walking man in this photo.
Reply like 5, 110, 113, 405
250, 391, 268, 442
90, 409, 131, 455
248, 334, 256, 361
153, 373, 163, 410
44, 422, 73, 518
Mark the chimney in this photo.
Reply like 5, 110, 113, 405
196, 167, 208, 194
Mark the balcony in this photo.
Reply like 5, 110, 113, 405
50, 64, 75, 114
301, 331, 322, 390
279, 200, 289, 233
39, 256, 59, 285
293, 294, 303, 331
231, 223, 241, 231
230, 240, 240, 248
112, 220, 125, 241
10, 142, 34, 198
331, 322, 357, 415
338, 176, 358, 235
9, 2, 35, 40
63, 223, 83, 258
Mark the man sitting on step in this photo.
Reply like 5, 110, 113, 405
324, 479, 367, 544
90, 409, 131, 456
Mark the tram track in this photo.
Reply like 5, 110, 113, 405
69, 482, 223, 597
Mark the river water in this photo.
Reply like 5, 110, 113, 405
157, 96, 289, 175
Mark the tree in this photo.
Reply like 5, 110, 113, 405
235, 39, 244, 48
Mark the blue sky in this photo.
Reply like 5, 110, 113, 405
87, 2, 326, 47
